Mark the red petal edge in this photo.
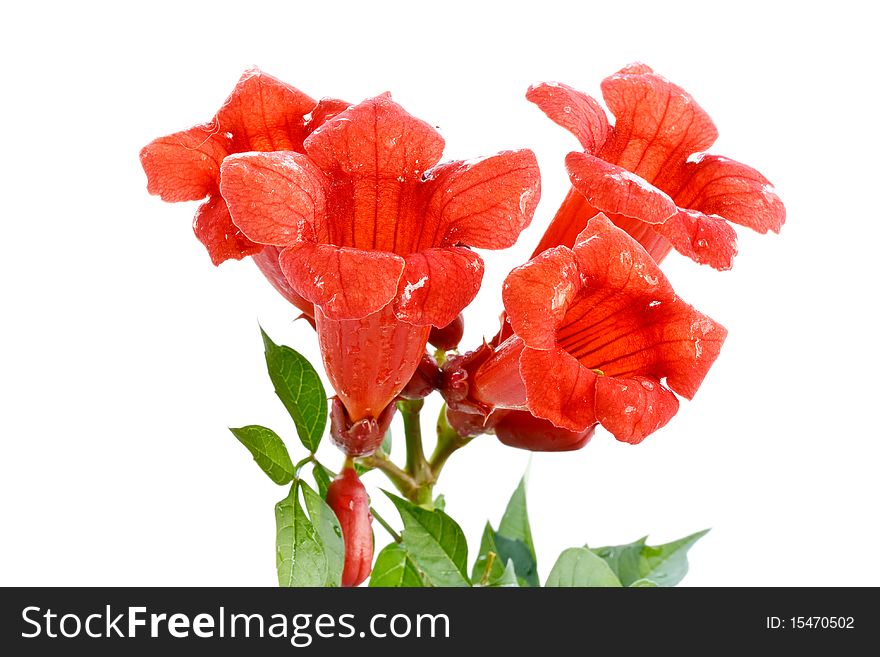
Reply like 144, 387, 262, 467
280, 243, 405, 320
193, 195, 262, 265
526, 82, 610, 153
393, 247, 484, 328
566, 151, 676, 225
219, 151, 326, 246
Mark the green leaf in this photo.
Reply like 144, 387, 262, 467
275, 481, 324, 587
493, 533, 539, 587
385, 492, 470, 587
369, 542, 428, 587
630, 578, 659, 587
638, 530, 709, 587
498, 477, 535, 557
472, 525, 539, 587
261, 328, 328, 453
229, 425, 295, 485
354, 429, 392, 476
590, 536, 647, 586
300, 481, 344, 587
312, 463, 334, 499
472, 524, 504, 585
494, 559, 520, 587
545, 548, 623, 587
591, 529, 709, 587
471, 477, 538, 587
433, 494, 446, 512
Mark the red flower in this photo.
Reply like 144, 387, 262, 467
446, 215, 726, 444
494, 410, 595, 452
528, 64, 785, 270
140, 68, 349, 317
219, 95, 540, 425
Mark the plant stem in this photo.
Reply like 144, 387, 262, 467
356, 450, 419, 499
359, 399, 475, 508
428, 404, 473, 481
479, 551, 497, 586
399, 398, 428, 478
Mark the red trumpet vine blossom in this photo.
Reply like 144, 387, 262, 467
527, 64, 785, 270
444, 215, 727, 444
218, 94, 540, 432
139, 67, 349, 317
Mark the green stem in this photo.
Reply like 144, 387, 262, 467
399, 398, 428, 479
356, 451, 419, 499
428, 404, 473, 481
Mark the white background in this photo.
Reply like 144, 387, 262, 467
2, 0, 877, 586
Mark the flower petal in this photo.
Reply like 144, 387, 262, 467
519, 346, 598, 432
215, 67, 316, 152
393, 247, 484, 327
566, 151, 676, 224
303, 95, 445, 250
192, 195, 262, 265
252, 245, 314, 315
600, 64, 718, 184
558, 216, 727, 400
305, 97, 352, 133
502, 246, 581, 350
219, 151, 327, 246
653, 207, 739, 271
675, 154, 786, 234
422, 149, 541, 250
595, 376, 679, 444
526, 82, 610, 153
140, 123, 229, 202
280, 243, 405, 320
305, 94, 444, 178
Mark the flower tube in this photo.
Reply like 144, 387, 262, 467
444, 215, 726, 445
219, 95, 540, 446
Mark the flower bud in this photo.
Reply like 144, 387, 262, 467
445, 406, 498, 437
429, 314, 465, 351
330, 397, 396, 457
399, 354, 441, 400
326, 466, 373, 587
494, 410, 595, 452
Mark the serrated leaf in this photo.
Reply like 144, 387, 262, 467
493, 532, 539, 587
472, 523, 505, 585
385, 492, 469, 587
275, 481, 326, 587
630, 578, 659, 587
229, 425, 295, 485
493, 559, 519, 587
590, 536, 647, 586
545, 547, 623, 587
312, 463, 333, 499
591, 530, 708, 587
261, 328, 327, 453
300, 481, 344, 587
369, 542, 428, 587
473, 526, 538, 587
498, 477, 535, 556
638, 530, 709, 587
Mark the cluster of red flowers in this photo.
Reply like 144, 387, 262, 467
142, 65, 783, 583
